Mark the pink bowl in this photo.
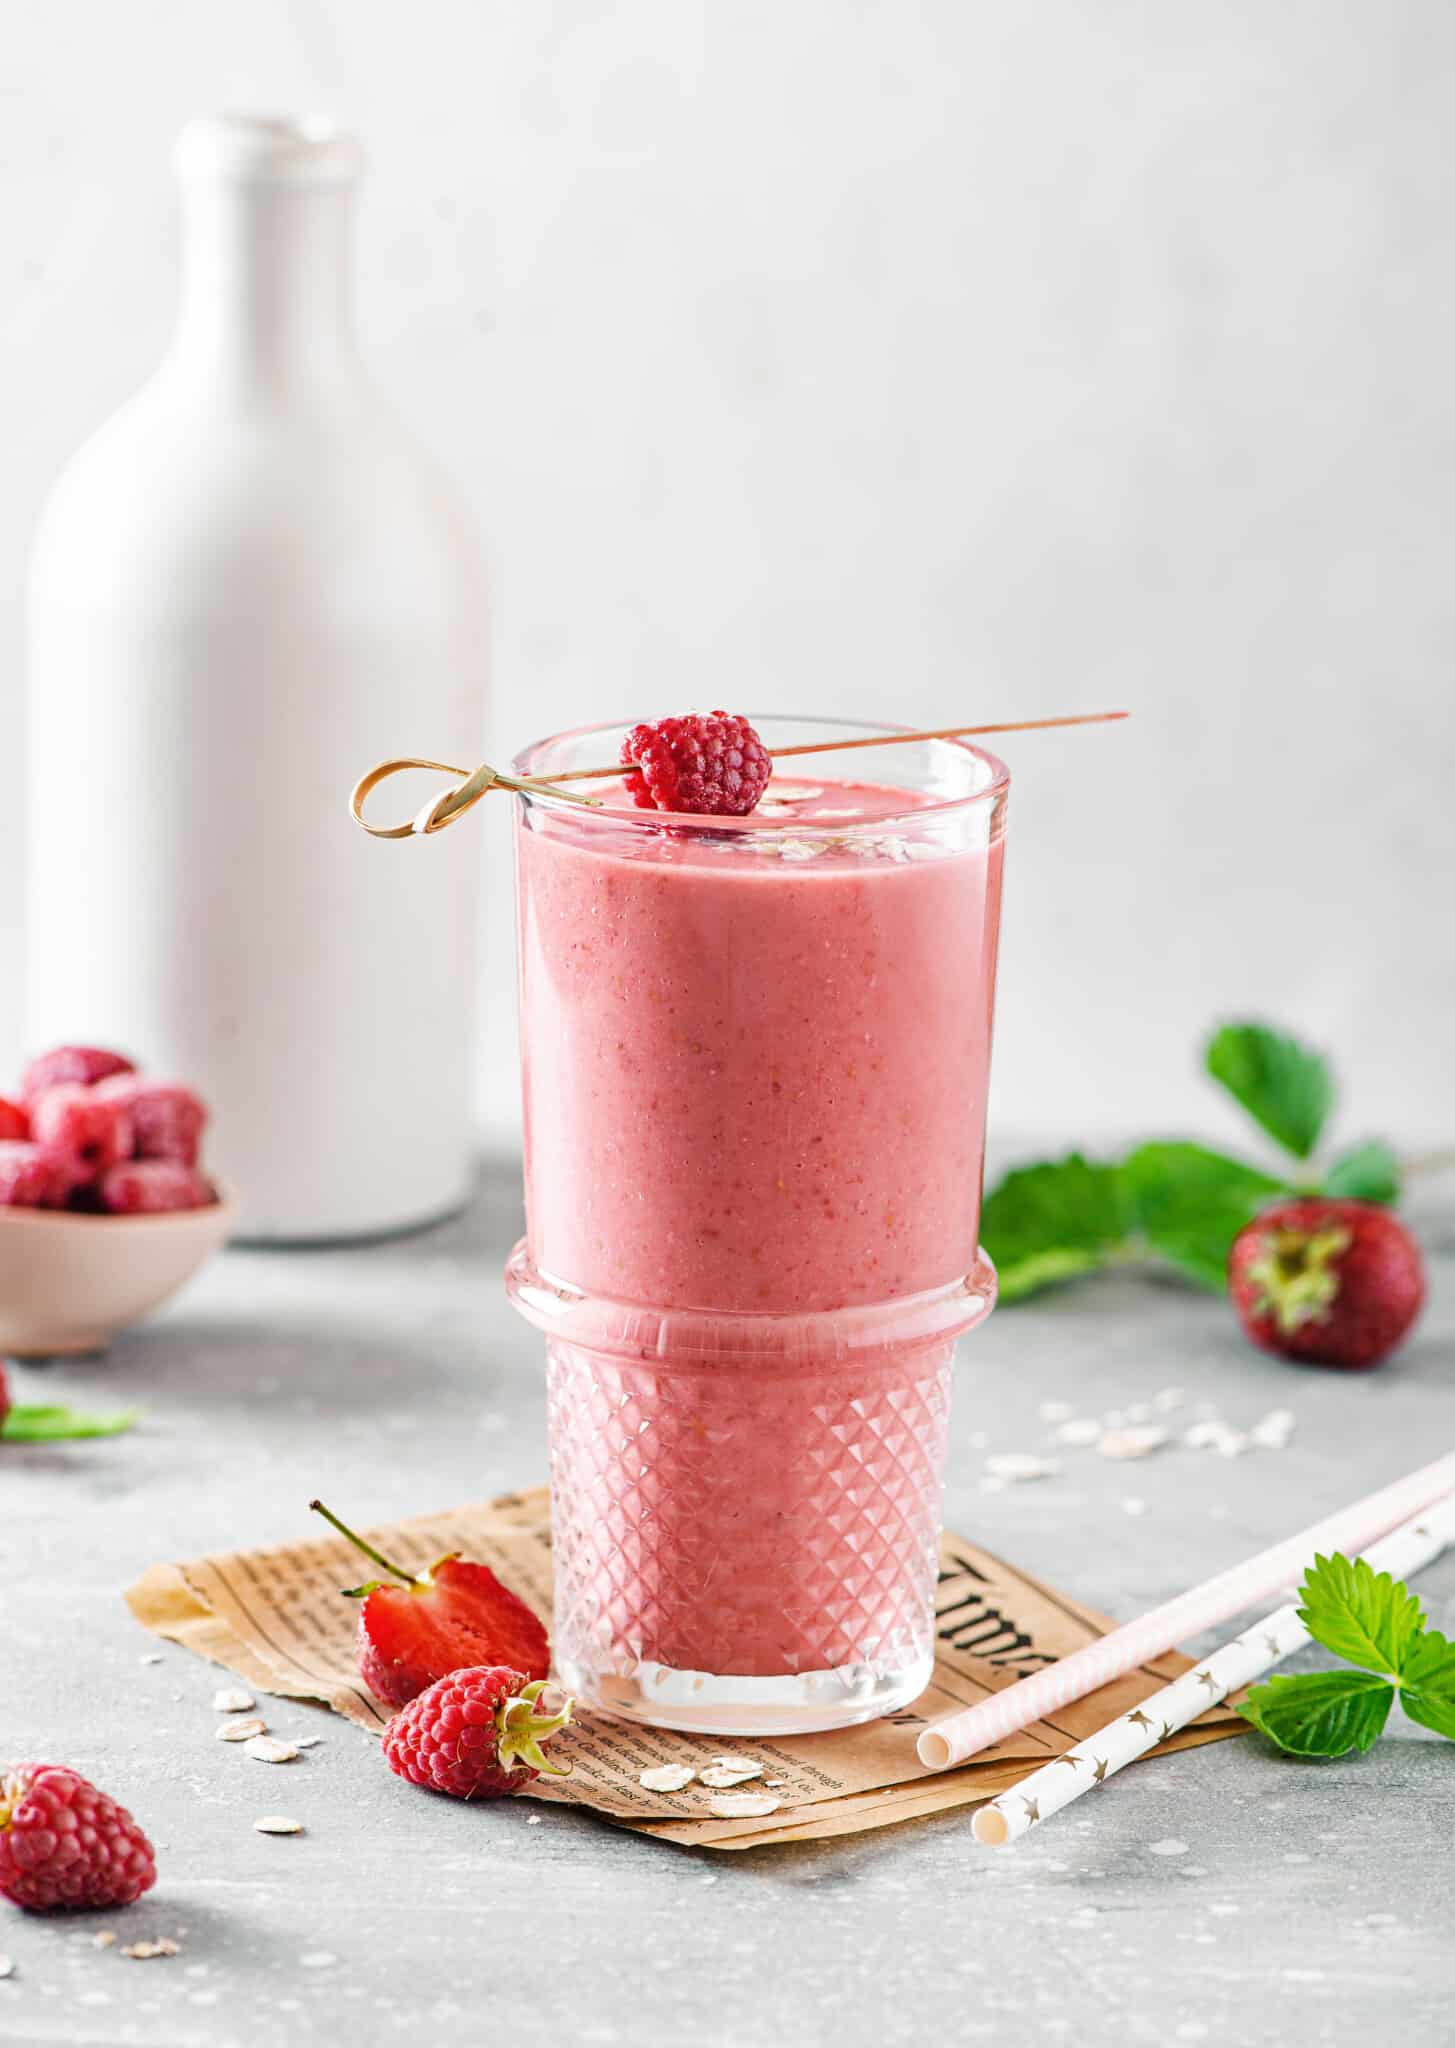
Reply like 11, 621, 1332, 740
0, 1191, 233, 1357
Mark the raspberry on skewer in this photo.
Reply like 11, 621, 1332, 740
619, 711, 771, 816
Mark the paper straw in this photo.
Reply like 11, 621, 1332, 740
971, 1491, 1455, 1845
917, 1448, 1455, 1771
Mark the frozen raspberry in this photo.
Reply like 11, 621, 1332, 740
29, 1086, 133, 1182
382, 1668, 574, 1801
620, 711, 771, 816
94, 1078, 208, 1167
0, 1764, 156, 1911
0, 1141, 72, 1209
0, 1098, 28, 1143
20, 1046, 135, 1104
99, 1161, 214, 1215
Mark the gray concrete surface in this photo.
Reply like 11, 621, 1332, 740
4, 1163, 1453, 2048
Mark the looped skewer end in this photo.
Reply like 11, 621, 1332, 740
419, 759, 502, 834
350, 754, 604, 840
349, 757, 475, 840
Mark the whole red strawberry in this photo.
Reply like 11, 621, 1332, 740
383, 1668, 573, 1800
1228, 1198, 1425, 1370
0, 1765, 156, 1911
620, 711, 771, 816
311, 1501, 551, 1708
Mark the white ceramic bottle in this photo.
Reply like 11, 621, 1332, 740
26, 116, 485, 1240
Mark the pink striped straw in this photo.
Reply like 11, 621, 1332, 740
917, 1447, 1455, 1771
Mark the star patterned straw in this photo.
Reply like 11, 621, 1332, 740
971, 1491, 1455, 1846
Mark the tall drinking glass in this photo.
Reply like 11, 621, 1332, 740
507, 718, 1008, 1734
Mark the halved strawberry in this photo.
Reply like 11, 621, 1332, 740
310, 1500, 550, 1708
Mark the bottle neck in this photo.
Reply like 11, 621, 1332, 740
172, 181, 360, 393
167, 120, 365, 397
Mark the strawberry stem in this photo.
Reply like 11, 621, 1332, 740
309, 1499, 417, 1587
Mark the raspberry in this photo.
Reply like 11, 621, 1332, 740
0, 1764, 156, 1911
99, 1161, 214, 1215
94, 1078, 208, 1167
0, 1098, 28, 1144
620, 711, 771, 816
382, 1668, 573, 1801
20, 1047, 135, 1104
0, 1141, 72, 1209
29, 1086, 133, 1182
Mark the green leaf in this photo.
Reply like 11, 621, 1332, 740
1396, 1627, 1455, 1688
1206, 1022, 1335, 1161
1297, 1552, 1426, 1676
1240, 1670, 1395, 1757
1, 1404, 139, 1443
979, 1154, 1131, 1304
1402, 1690, 1455, 1741
1397, 1629, 1455, 1740
1121, 1141, 1287, 1291
1322, 1140, 1401, 1206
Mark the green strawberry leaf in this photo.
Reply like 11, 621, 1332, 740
1396, 1629, 1455, 1740
1322, 1139, 1401, 1206
1, 1404, 139, 1443
1402, 1690, 1455, 1741
1121, 1141, 1287, 1291
1206, 1022, 1334, 1161
979, 1154, 1131, 1304
1240, 1670, 1395, 1757
1395, 1627, 1455, 1687
1297, 1552, 1426, 1677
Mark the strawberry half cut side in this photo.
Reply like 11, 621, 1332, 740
310, 1500, 551, 1708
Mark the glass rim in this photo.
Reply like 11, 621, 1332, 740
510, 713, 1012, 833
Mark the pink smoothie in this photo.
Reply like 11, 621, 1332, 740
512, 768, 1006, 1701
516, 780, 1005, 1316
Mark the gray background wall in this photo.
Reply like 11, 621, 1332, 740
2, 0, 1450, 1158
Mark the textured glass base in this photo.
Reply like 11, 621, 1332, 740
557, 1647, 936, 1737
507, 1240, 998, 1737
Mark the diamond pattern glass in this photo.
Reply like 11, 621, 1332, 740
546, 1337, 954, 1686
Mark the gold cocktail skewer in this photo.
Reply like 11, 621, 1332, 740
350, 710, 1129, 840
